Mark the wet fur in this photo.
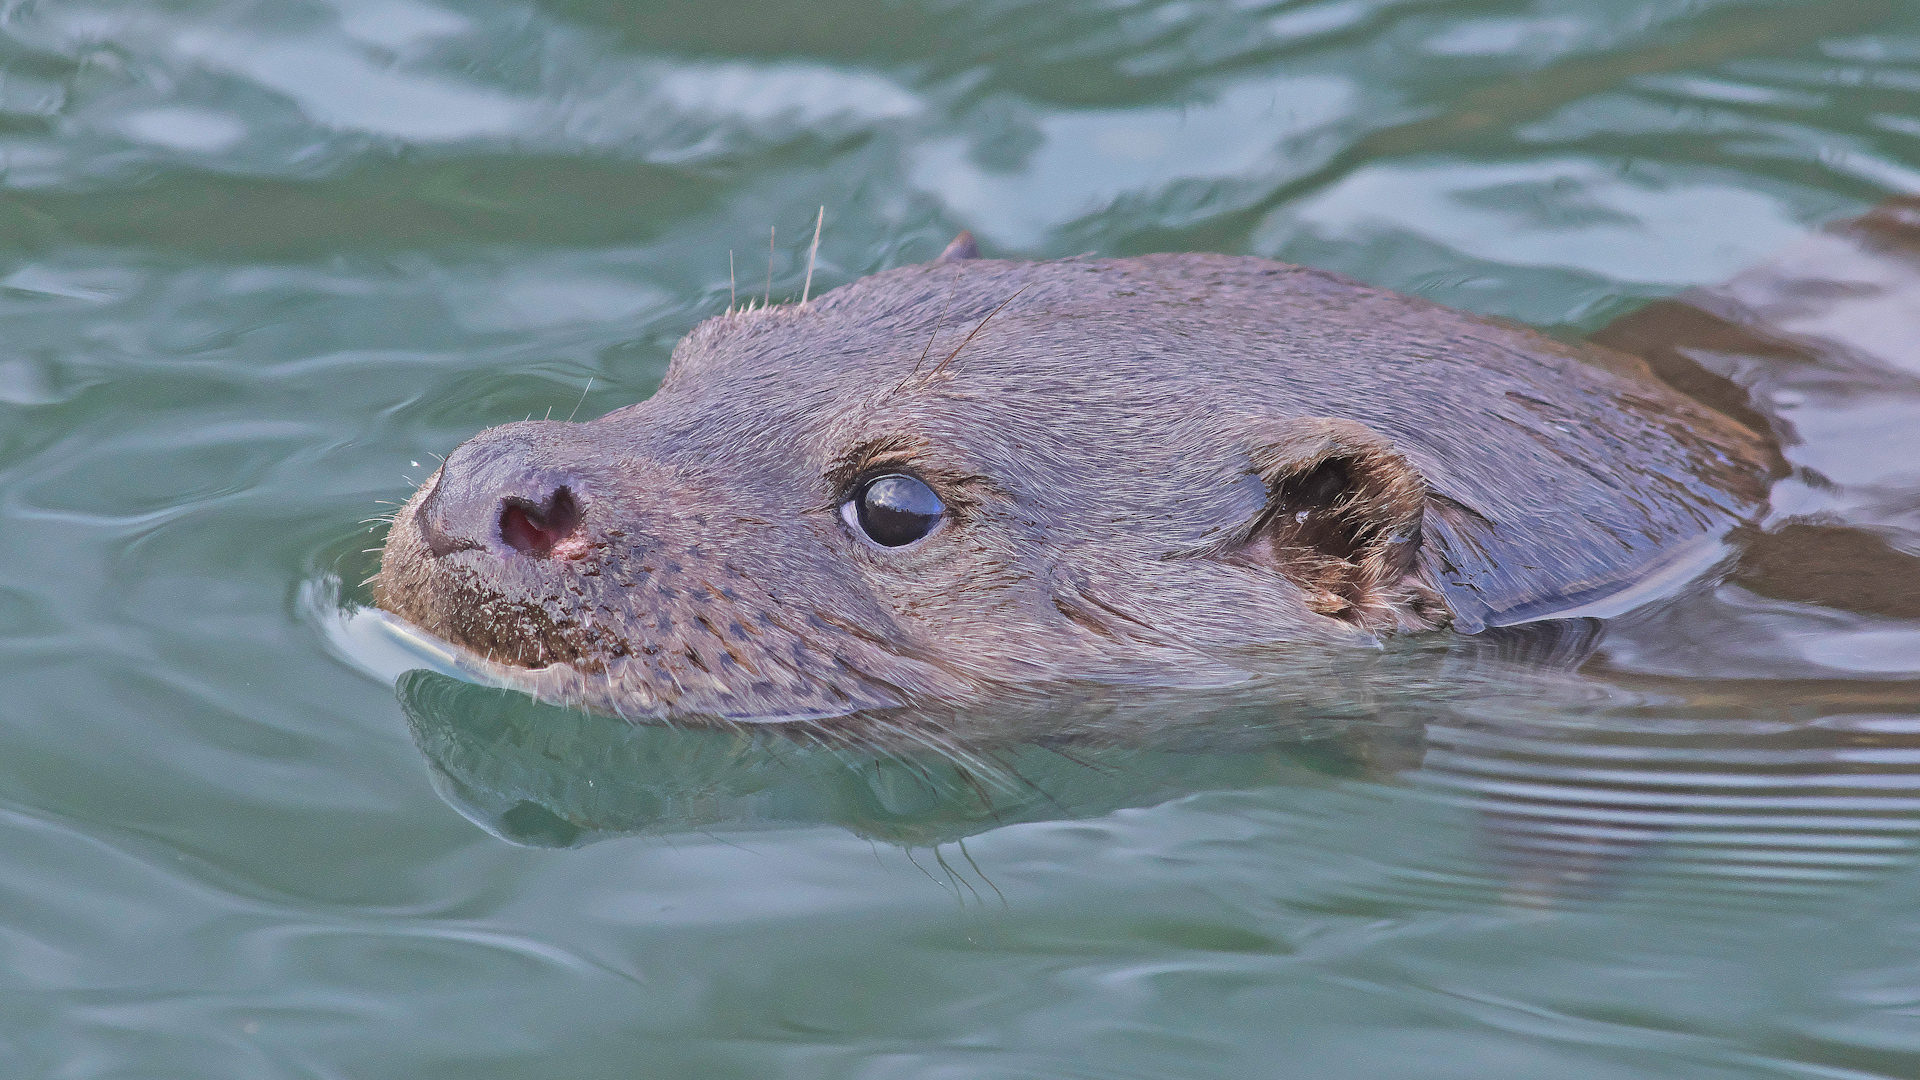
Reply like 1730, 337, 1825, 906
376, 253, 1775, 726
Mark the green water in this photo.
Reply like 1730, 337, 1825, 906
6, 0, 1920, 1075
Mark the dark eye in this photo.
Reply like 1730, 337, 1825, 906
843, 474, 945, 547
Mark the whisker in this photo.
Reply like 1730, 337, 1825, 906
728, 250, 736, 313
902, 846, 959, 901
958, 837, 1006, 908
801, 205, 823, 306
928, 284, 1029, 380
920, 287, 957, 365
891, 272, 963, 396
933, 844, 982, 907
567, 376, 594, 423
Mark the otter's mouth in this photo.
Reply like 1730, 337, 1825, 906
328, 587, 875, 726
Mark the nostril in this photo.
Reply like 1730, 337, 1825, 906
499, 486, 583, 557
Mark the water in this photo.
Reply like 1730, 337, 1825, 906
4, 0, 1920, 1075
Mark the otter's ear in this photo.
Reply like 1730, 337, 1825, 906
1224, 417, 1447, 633
935, 230, 980, 262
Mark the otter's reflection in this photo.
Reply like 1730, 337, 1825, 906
397, 614, 1920, 907
398, 667, 1377, 850
399, 623, 1600, 851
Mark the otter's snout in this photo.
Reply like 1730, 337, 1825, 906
413, 422, 597, 562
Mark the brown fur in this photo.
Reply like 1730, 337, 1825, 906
374, 252, 1776, 725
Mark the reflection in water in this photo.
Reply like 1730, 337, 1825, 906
1426, 687, 1920, 904
400, 668, 1340, 851
396, 652, 1920, 907
391, 628, 1571, 848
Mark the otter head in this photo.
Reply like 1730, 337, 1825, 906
375, 243, 1771, 725
373, 258, 1473, 724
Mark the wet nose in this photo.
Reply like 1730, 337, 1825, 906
498, 486, 582, 557
414, 422, 592, 560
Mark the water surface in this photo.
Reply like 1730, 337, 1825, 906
4, 0, 1920, 1076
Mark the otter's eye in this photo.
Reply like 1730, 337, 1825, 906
844, 474, 945, 547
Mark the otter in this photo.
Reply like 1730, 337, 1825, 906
374, 230, 1783, 728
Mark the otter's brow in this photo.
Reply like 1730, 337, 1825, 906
826, 435, 929, 488
820, 435, 995, 511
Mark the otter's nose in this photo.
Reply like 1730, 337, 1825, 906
414, 422, 594, 561
498, 486, 582, 557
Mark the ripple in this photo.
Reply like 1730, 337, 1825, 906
1, 0, 928, 183
1261, 158, 1816, 288
914, 76, 1356, 247
1415, 709, 1920, 900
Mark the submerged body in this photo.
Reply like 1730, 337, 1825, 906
375, 243, 1777, 727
